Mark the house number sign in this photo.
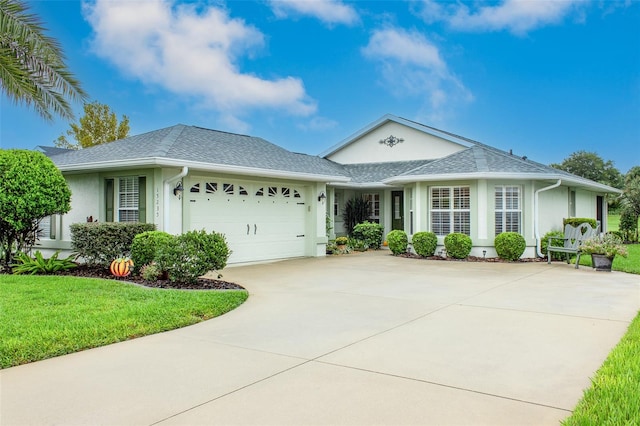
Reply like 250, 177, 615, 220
379, 135, 404, 148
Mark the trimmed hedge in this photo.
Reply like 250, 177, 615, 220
412, 232, 437, 257
70, 222, 156, 266
541, 230, 565, 260
156, 229, 230, 284
352, 221, 384, 249
386, 230, 408, 255
494, 232, 526, 261
563, 217, 598, 229
444, 233, 472, 259
130, 231, 173, 274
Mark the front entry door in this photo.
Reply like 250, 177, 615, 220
596, 196, 604, 231
391, 191, 404, 230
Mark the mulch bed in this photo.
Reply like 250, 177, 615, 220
57, 265, 245, 290
398, 253, 545, 263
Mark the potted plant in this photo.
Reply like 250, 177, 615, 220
335, 236, 348, 249
580, 233, 628, 271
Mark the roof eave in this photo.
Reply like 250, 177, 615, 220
383, 172, 623, 194
56, 157, 351, 183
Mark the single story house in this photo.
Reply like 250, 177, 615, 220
39, 114, 620, 263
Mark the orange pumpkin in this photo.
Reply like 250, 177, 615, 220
110, 258, 133, 277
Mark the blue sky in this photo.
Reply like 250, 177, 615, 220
1, 0, 639, 173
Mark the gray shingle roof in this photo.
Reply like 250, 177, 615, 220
50, 125, 347, 178
400, 145, 563, 177
342, 160, 433, 183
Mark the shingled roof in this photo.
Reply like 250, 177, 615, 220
50, 125, 348, 181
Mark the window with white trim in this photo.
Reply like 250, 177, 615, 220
495, 185, 521, 235
430, 186, 470, 236
363, 193, 380, 223
118, 177, 139, 222
38, 215, 56, 240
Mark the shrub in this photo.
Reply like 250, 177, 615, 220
541, 230, 565, 260
386, 230, 408, 255
412, 232, 437, 257
352, 221, 384, 249
343, 197, 372, 235
70, 222, 156, 267
494, 232, 526, 261
130, 231, 173, 274
444, 233, 472, 259
335, 236, 348, 245
12, 250, 77, 275
563, 217, 598, 229
156, 230, 230, 284
0, 150, 71, 270
140, 263, 162, 281
619, 206, 638, 243
348, 238, 368, 251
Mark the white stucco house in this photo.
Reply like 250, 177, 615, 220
39, 114, 621, 263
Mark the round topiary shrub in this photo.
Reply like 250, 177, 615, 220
444, 233, 472, 259
494, 232, 526, 261
156, 229, 230, 284
130, 231, 173, 274
412, 232, 437, 257
541, 230, 564, 260
386, 230, 408, 255
352, 221, 385, 249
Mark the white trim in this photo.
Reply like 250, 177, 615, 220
57, 157, 350, 183
384, 172, 621, 194
319, 114, 473, 158
534, 179, 562, 257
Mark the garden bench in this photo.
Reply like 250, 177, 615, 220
547, 223, 599, 269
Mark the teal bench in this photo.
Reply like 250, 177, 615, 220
547, 223, 599, 269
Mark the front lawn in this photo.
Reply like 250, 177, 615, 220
0, 275, 248, 369
562, 311, 640, 425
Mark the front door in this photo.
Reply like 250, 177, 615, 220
391, 191, 404, 230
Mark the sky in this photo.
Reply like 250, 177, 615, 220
1, 0, 639, 173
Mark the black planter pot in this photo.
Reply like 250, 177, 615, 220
591, 254, 613, 271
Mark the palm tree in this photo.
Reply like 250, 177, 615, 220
0, 0, 87, 121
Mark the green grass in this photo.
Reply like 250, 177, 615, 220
0, 275, 248, 369
562, 311, 640, 425
608, 213, 621, 232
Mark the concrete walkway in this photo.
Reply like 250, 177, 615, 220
2, 251, 639, 425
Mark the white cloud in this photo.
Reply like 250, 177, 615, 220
83, 0, 316, 128
297, 116, 338, 131
362, 28, 472, 123
268, 0, 359, 26
418, 0, 584, 35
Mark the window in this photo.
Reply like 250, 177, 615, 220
206, 182, 217, 194
38, 215, 56, 240
190, 183, 200, 193
106, 176, 146, 223
495, 185, 521, 235
363, 193, 380, 223
431, 186, 470, 236
118, 177, 139, 222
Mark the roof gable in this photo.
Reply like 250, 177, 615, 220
321, 114, 472, 164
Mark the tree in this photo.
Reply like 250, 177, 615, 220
625, 166, 640, 185
0, 149, 71, 269
54, 101, 130, 149
550, 151, 624, 189
0, 0, 87, 121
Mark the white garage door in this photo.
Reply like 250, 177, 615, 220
187, 177, 308, 263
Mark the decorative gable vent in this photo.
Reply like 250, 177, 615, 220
379, 135, 404, 148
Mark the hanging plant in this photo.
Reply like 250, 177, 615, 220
110, 258, 134, 277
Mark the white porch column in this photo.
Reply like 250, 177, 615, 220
477, 179, 488, 241
414, 182, 425, 232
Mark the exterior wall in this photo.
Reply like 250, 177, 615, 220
327, 122, 466, 164
536, 185, 568, 234
574, 190, 597, 221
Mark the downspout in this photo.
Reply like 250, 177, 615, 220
163, 167, 188, 232
534, 179, 561, 257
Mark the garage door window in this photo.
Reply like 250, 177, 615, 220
190, 183, 200, 193
206, 182, 217, 193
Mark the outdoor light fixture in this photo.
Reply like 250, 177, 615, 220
318, 191, 327, 203
173, 181, 183, 199
483, 250, 487, 259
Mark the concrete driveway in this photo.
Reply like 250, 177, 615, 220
2, 250, 639, 425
